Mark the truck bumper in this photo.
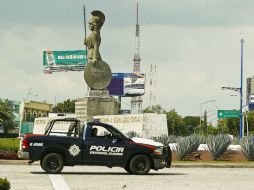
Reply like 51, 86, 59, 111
153, 157, 167, 169
18, 150, 30, 160
153, 146, 172, 169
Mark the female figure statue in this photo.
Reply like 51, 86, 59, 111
84, 10, 112, 91
84, 10, 105, 65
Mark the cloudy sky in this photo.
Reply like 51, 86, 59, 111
1, 0, 254, 121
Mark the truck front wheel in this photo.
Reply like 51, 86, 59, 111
129, 154, 151, 175
41, 153, 64, 174
124, 165, 132, 174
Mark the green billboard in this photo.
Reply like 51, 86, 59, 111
217, 110, 240, 119
43, 50, 87, 73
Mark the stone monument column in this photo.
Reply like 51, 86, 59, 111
75, 10, 119, 122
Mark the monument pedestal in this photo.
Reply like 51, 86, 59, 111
75, 91, 119, 122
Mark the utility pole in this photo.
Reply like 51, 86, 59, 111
240, 39, 244, 138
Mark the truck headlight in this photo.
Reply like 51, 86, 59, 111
154, 147, 163, 155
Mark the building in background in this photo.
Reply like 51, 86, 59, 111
19, 101, 53, 135
246, 76, 254, 104
20, 101, 53, 122
246, 76, 254, 111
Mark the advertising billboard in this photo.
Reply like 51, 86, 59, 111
124, 73, 145, 97
249, 103, 254, 111
107, 73, 124, 96
107, 73, 145, 97
43, 50, 87, 73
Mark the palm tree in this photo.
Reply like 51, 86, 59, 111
0, 100, 16, 134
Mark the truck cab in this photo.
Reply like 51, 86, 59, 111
24, 118, 171, 175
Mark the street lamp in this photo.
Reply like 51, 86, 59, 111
200, 99, 216, 132
221, 38, 245, 140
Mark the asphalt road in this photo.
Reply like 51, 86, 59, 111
1, 164, 254, 190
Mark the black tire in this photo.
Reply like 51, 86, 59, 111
41, 153, 64, 174
124, 165, 132, 174
129, 154, 151, 175
166, 146, 172, 168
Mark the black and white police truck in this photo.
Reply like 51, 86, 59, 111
21, 118, 171, 175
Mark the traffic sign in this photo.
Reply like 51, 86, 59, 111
217, 110, 240, 119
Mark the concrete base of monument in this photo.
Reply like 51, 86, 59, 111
75, 95, 119, 122
89, 89, 109, 97
93, 113, 168, 139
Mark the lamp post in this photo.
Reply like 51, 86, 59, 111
200, 99, 216, 133
221, 37, 245, 139
240, 39, 244, 138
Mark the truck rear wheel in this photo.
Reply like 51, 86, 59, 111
129, 154, 151, 175
41, 153, 64, 174
166, 146, 172, 168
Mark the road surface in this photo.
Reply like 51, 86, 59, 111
0, 164, 253, 190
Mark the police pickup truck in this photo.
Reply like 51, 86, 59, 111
22, 118, 171, 175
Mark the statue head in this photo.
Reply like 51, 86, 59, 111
88, 10, 105, 31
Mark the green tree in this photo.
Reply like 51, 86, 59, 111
183, 116, 199, 135
207, 125, 220, 135
217, 118, 239, 136
143, 104, 166, 114
0, 100, 16, 134
225, 118, 239, 136
166, 109, 186, 136
203, 110, 208, 134
54, 99, 76, 113
246, 111, 254, 135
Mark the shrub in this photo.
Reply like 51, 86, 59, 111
0, 151, 18, 160
176, 135, 202, 160
231, 136, 240, 145
126, 131, 141, 138
152, 134, 170, 146
0, 178, 10, 190
167, 135, 176, 143
0, 138, 19, 152
239, 136, 254, 161
206, 134, 232, 160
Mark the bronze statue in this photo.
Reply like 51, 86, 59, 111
84, 11, 104, 65
84, 10, 112, 91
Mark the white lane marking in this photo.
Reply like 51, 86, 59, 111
49, 174, 70, 190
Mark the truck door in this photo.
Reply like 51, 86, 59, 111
83, 123, 126, 165
48, 119, 83, 164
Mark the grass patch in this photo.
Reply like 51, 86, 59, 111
0, 138, 19, 152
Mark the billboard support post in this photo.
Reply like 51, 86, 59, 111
118, 96, 121, 111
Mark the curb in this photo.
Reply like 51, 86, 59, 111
0, 160, 39, 165
172, 163, 254, 168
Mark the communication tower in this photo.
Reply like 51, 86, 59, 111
131, 2, 143, 114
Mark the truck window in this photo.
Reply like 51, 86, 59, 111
91, 125, 112, 138
49, 120, 78, 137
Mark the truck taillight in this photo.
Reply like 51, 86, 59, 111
22, 138, 29, 149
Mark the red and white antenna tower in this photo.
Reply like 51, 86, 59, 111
131, 2, 143, 114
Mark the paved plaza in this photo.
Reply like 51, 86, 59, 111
0, 164, 254, 190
